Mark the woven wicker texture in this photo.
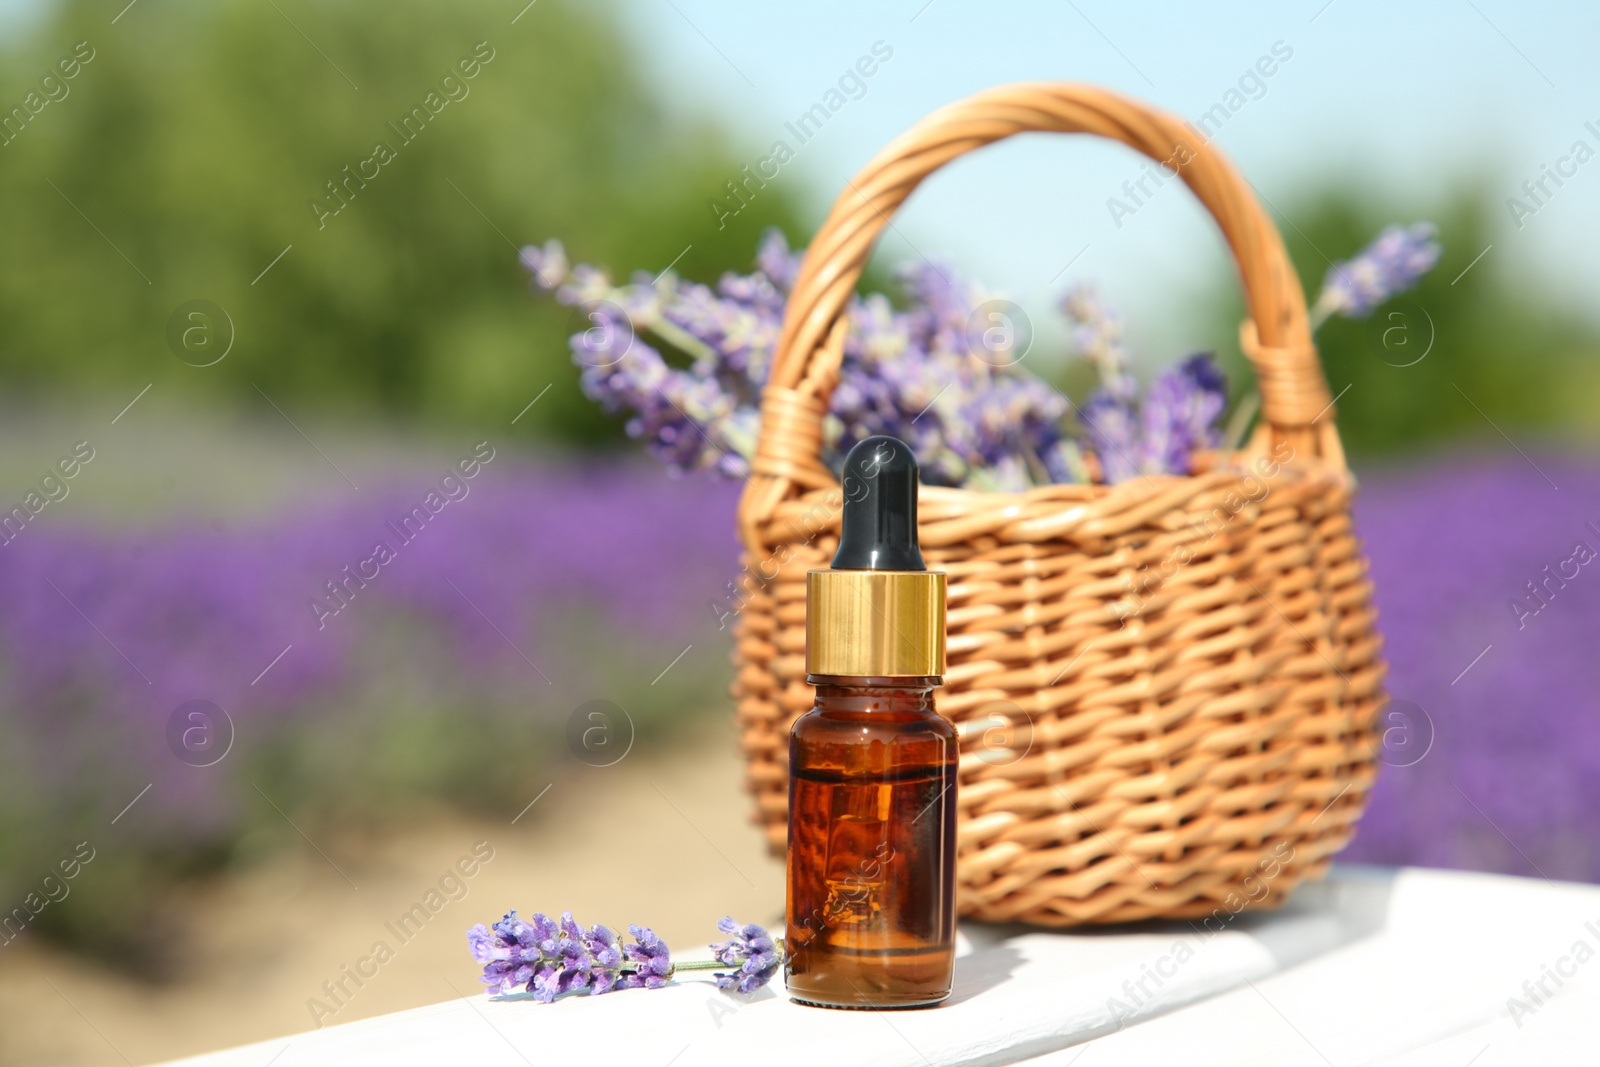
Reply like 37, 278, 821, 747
733, 83, 1383, 925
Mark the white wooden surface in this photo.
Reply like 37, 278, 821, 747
161, 866, 1600, 1066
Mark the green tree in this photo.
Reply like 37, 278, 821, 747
0, 0, 805, 443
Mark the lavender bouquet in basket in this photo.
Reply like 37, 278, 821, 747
521, 223, 1438, 488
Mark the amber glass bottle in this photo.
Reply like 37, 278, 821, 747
786, 436, 955, 1009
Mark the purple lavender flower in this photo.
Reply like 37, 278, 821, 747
1063, 283, 1226, 484
1041, 438, 1091, 484
1138, 354, 1227, 476
710, 916, 781, 994
466, 912, 676, 1000
1079, 389, 1140, 484
520, 240, 568, 290
1079, 353, 1226, 483
617, 924, 673, 990
584, 924, 624, 995
1061, 285, 1136, 403
897, 258, 979, 361
468, 910, 543, 996
538, 912, 594, 1001
1313, 222, 1441, 321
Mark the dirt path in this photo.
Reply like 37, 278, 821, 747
0, 719, 783, 1066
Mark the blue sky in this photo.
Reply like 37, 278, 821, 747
616, 0, 1600, 361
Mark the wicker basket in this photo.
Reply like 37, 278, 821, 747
732, 83, 1385, 927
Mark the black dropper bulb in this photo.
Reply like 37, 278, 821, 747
832, 435, 925, 571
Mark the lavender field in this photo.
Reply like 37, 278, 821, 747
2, 442, 1595, 965
1344, 451, 1600, 882
0, 451, 743, 964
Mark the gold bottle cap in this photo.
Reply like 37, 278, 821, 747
807, 435, 945, 678
805, 568, 946, 677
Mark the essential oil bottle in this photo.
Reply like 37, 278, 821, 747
786, 435, 955, 1010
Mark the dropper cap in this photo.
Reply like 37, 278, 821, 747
831, 436, 926, 571
806, 436, 947, 678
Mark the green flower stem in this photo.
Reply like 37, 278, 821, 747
647, 319, 721, 367
1220, 389, 1261, 453
668, 938, 787, 978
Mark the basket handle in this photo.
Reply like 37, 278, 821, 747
738, 82, 1342, 550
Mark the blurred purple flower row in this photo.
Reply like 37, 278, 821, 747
0, 461, 742, 849
2, 445, 1595, 901
1346, 452, 1600, 883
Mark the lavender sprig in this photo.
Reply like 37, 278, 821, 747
467, 910, 620, 1002
1080, 352, 1227, 483
1139, 354, 1228, 476
618, 923, 673, 990
1062, 284, 1227, 482
1311, 222, 1441, 325
523, 241, 756, 480
709, 916, 782, 994
1221, 221, 1441, 451
1080, 388, 1141, 485
467, 912, 783, 1001
1060, 285, 1135, 403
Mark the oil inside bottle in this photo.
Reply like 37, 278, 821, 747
785, 677, 956, 1009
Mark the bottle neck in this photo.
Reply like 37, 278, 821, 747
807, 675, 940, 716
